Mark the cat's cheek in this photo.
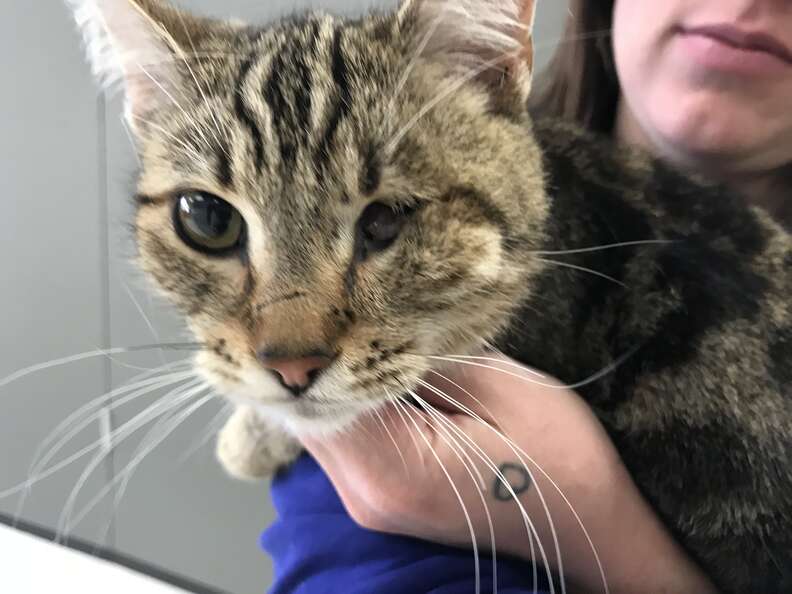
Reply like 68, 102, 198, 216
134, 205, 250, 315
193, 350, 241, 394
468, 226, 504, 282
136, 248, 247, 318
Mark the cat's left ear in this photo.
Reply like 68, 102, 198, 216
399, 0, 537, 113
66, 0, 209, 129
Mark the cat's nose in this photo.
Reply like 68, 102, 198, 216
257, 351, 332, 396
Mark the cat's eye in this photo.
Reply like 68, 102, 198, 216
356, 201, 410, 256
173, 191, 245, 255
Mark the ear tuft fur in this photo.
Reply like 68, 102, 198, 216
406, 0, 537, 104
422, 0, 531, 58
65, 0, 173, 94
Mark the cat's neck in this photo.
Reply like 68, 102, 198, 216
737, 166, 792, 230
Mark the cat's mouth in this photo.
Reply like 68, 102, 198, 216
213, 351, 434, 430
247, 391, 377, 427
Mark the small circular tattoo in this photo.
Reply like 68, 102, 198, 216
493, 462, 532, 501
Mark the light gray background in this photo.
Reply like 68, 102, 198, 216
0, 1, 567, 592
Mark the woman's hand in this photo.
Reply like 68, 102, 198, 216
300, 354, 716, 594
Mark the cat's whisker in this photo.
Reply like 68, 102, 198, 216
411, 377, 560, 594
52, 379, 206, 541
530, 239, 674, 257
371, 403, 410, 477
410, 391, 569, 594
33, 360, 192, 456
392, 394, 482, 594
101, 357, 165, 373
431, 355, 546, 378
85, 389, 214, 543
0, 343, 200, 390
387, 389, 427, 466
414, 397, 488, 491
24, 368, 196, 491
122, 381, 206, 473
350, 410, 381, 444
1, 373, 196, 509
535, 257, 627, 288
89, 397, 196, 544
423, 367, 510, 442
399, 392, 499, 594
415, 393, 544, 593
7, 376, 201, 535
5, 364, 195, 507
426, 349, 639, 393
415, 372, 610, 594
121, 280, 168, 366
437, 233, 671, 269
175, 401, 234, 466
426, 356, 554, 387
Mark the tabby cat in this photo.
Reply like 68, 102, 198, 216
67, 0, 791, 591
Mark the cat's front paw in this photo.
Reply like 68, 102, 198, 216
216, 406, 301, 480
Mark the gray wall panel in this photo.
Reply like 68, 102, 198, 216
0, 0, 115, 543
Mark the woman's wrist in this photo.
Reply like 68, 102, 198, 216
598, 465, 718, 594
500, 445, 716, 594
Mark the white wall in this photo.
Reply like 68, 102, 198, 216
0, 1, 567, 592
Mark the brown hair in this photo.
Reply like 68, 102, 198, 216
529, 1, 619, 133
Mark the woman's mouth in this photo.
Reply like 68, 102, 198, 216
675, 24, 792, 75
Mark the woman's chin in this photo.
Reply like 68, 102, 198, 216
646, 101, 790, 173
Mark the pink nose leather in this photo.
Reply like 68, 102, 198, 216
260, 355, 331, 392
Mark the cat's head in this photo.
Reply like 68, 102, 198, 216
68, 0, 549, 434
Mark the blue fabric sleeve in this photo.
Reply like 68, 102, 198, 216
261, 453, 551, 594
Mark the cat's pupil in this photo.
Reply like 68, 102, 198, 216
182, 194, 230, 235
357, 202, 405, 253
175, 192, 244, 255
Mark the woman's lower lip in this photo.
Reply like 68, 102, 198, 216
676, 31, 791, 76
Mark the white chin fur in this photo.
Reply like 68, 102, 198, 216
281, 408, 369, 438
210, 362, 389, 437
221, 386, 377, 438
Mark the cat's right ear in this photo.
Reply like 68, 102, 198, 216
66, 0, 193, 130
397, 0, 537, 114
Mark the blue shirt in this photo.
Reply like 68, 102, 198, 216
261, 453, 551, 594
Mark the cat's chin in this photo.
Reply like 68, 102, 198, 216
238, 396, 379, 439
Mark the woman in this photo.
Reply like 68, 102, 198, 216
534, 1, 791, 224
266, 1, 792, 592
